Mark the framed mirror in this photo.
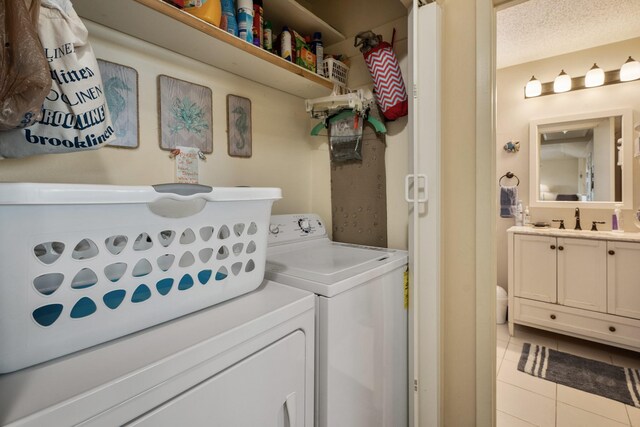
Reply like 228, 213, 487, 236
529, 108, 634, 209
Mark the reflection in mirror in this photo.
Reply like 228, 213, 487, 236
530, 109, 633, 208
539, 116, 621, 202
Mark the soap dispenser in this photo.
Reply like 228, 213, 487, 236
613, 203, 624, 232
515, 200, 523, 226
523, 206, 531, 226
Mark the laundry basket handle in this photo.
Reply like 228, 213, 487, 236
152, 183, 212, 196
149, 184, 213, 218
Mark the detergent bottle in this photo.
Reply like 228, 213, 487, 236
185, 0, 222, 27
220, 0, 238, 36
237, 0, 254, 43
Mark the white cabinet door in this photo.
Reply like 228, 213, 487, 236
607, 241, 640, 320
557, 238, 607, 313
514, 234, 557, 303
127, 331, 306, 427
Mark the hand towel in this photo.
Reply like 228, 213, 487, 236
500, 185, 517, 218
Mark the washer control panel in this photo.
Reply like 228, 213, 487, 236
268, 214, 327, 245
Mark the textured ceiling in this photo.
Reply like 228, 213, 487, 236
497, 0, 640, 69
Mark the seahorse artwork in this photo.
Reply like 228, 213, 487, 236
232, 106, 248, 150
97, 59, 139, 148
104, 77, 131, 136
227, 95, 252, 157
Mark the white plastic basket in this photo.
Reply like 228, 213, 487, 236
323, 58, 350, 88
0, 183, 281, 373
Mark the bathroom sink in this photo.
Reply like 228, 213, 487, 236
508, 225, 640, 241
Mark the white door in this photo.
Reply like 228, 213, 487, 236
408, 2, 442, 427
558, 237, 607, 313
607, 241, 640, 320
126, 331, 306, 427
514, 234, 557, 303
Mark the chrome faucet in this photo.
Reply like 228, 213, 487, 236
574, 207, 581, 230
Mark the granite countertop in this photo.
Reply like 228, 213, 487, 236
508, 225, 640, 242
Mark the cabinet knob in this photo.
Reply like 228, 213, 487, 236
550, 245, 556, 250
550, 314, 556, 320
558, 246, 564, 251
608, 250, 615, 255
609, 326, 616, 332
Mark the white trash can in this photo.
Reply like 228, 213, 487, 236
496, 286, 508, 324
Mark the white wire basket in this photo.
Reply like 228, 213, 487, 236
0, 183, 281, 373
323, 58, 350, 88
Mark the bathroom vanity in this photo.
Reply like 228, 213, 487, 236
508, 226, 640, 351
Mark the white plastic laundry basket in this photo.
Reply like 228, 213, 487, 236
0, 183, 281, 373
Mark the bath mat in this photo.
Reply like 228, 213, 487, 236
518, 343, 640, 407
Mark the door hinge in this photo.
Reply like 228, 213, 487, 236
413, 83, 418, 99
414, 379, 419, 391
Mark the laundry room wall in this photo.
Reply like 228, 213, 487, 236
318, 16, 410, 250
0, 22, 324, 216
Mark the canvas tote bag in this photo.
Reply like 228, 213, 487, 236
0, 0, 115, 158
0, 0, 51, 130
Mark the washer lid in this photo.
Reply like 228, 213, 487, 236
266, 240, 398, 285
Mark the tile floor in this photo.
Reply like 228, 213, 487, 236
496, 323, 640, 427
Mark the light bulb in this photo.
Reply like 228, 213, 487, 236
525, 75, 542, 97
584, 63, 605, 87
620, 56, 640, 82
553, 70, 572, 93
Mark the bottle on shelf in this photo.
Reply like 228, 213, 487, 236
280, 26, 292, 61
219, 0, 238, 36
237, 0, 254, 43
263, 20, 273, 52
184, 0, 222, 27
311, 32, 323, 76
252, 0, 263, 48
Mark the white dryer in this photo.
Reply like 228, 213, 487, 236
0, 281, 314, 427
266, 214, 408, 427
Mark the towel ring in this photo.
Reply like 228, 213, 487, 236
499, 172, 520, 186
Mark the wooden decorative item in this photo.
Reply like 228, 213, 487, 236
227, 95, 252, 158
158, 75, 213, 153
98, 59, 139, 148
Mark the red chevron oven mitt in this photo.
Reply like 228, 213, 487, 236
363, 41, 408, 121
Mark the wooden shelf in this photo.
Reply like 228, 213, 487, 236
73, 0, 340, 98
264, 0, 344, 46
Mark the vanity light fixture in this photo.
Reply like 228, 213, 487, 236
525, 76, 542, 97
620, 56, 640, 82
584, 63, 605, 87
524, 56, 640, 99
553, 70, 572, 93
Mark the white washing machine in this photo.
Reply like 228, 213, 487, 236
266, 214, 408, 427
0, 281, 315, 427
